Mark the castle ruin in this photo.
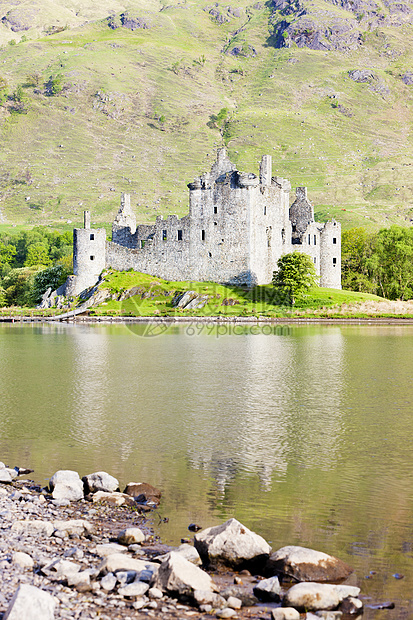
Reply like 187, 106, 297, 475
66, 148, 341, 295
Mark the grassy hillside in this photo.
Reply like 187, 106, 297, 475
1, 0, 413, 230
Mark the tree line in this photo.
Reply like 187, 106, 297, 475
342, 225, 413, 300
0, 228, 72, 306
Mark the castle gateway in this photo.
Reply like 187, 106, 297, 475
68, 148, 341, 295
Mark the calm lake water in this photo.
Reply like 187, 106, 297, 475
1, 322, 413, 617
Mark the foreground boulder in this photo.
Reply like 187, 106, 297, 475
4, 584, 56, 620
283, 583, 360, 612
153, 551, 213, 598
124, 482, 161, 506
267, 546, 353, 582
49, 470, 84, 502
194, 518, 271, 570
253, 576, 281, 601
83, 471, 119, 494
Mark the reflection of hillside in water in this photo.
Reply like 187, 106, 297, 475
186, 328, 345, 492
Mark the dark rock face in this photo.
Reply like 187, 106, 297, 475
1, 9, 32, 32
402, 72, 413, 84
230, 44, 257, 57
349, 69, 377, 82
273, 14, 362, 51
120, 12, 151, 30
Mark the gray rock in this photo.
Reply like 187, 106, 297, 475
0, 469, 13, 483
284, 583, 360, 612
156, 543, 201, 566
49, 469, 83, 491
266, 546, 353, 582
193, 590, 227, 608
53, 519, 94, 537
154, 552, 213, 597
148, 587, 163, 599
43, 558, 81, 579
339, 596, 363, 614
3, 584, 56, 620
99, 553, 158, 576
194, 518, 271, 570
221, 586, 258, 607
52, 482, 84, 502
118, 581, 149, 597
226, 596, 242, 609
11, 520, 54, 537
100, 572, 117, 591
272, 609, 300, 620
253, 576, 281, 601
117, 527, 145, 545
95, 543, 129, 557
402, 72, 413, 85
67, 570, 91, 591
83, 471, 119, 494
348, 69, 376, 83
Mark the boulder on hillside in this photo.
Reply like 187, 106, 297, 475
266, 546, 353, 582
124, 482, 161, 506
83, 471, 119, 494
283, 582, 360, 612
194, 518, 271, 571
153, 552, 213, 598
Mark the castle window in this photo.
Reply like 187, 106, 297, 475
214, 222, 217, 226
162, 230, 167, 241
333, 237, 337, 244
264, 206, 267, 215
201, 230, 205, 241
90, 255, 94, 261
314, 257, 316, 264
214, 206, 218, 214
333, 257, 337, 266
90, 233, 94, 241
308, 234, 311, 244
141, 240, 146, 248
177, 230, 183, 241
314, 235, 317, 245
208, 252, 212, 258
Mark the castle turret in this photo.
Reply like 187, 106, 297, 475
320, 219, 341, 289
65, 212, 106, 296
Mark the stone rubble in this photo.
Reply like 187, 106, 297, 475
0, 465, 370, 620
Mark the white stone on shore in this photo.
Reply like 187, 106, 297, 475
117, 527, 145, 545
99, 553, 158, 576
148, 587, 163, 599
53, 519, 94, 537
95, 543, 128, 557
11, 519, 54, 537
194, 518, 271, 569
284, 583, 360, 612
253, 576, 281, 601
49, 470, 84, 501
154, 552, 213, 597
3, 584, 56, 620
226, 596, 242, 609
216, 608, 236, 618
193, 590, 226, 608
12, 552, 34, 570
92, 491, 135, 506
156, 543, 202, 566
272, 609, 300, 620
83, 471, 119, 494
100, 572, 117, 591
118, 581, 150, 597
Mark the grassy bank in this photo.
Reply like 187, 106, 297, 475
86, 270, 394, 319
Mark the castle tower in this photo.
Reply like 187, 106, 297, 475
320, 220, 341, 289
69, 212, 106, 295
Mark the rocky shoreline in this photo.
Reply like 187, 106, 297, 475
0, 464, 380, 620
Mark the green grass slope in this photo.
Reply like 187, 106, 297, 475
0, 0, 413, 231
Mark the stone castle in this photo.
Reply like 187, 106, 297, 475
66, 148, 341, 295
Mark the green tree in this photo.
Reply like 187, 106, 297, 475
24, 243, 51, 267
272, 251, 318, 304
0, 241, 16, 268
341, 227, 376, 293
372, 226, 413, 300
45, 74, 63, 96
30, 264, 70, 304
